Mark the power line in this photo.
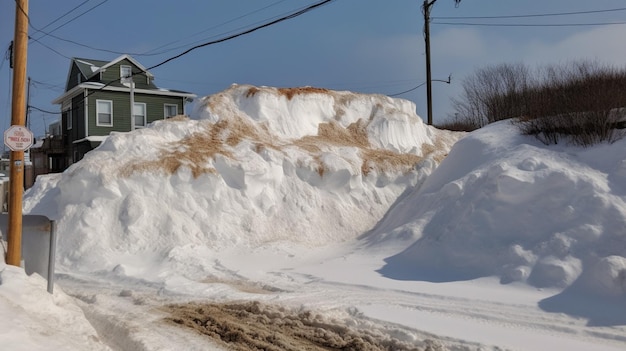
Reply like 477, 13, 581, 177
32, 31, 143, 56
14, 0, 122, 56
29, 105, 62, 115
35, 0, 92, 33
433, 21, 626, 27
146, 0, 335, 71
388, 82, 426, 97
32, 0, 336, 119
29, 37, 72, 59
141, 0, 290, 56
433, 7, 626, 20
142, 1, 330, 57
30, 0, 109, 41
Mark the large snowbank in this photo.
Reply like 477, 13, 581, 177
24, 84, 455, 274
372, 121, 626, 296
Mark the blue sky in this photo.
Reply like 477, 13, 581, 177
1, 0, 626, 137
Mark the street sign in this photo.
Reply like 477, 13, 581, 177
4, 125, 34, 151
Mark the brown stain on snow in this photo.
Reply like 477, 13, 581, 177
121, 86, 446, 179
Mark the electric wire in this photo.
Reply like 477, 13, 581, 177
145, 0, 335, 71
141, 0, 290, 55
142, 1, 329, 57
29, 105, 61, 115
33, 0, 92, 33
30, 0, 109, 41
28, 0, 336, 116
433, 21, 626, 27
389, 82, 426, 97
433, 7, 626, 20
29, 37, 72, 59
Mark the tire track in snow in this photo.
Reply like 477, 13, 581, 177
267, 274, 626, 350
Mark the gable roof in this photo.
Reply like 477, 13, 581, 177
65, 54, 156, 89
73, 58, 109, 79
55, 54, 196, 105
97, 54, 154, 79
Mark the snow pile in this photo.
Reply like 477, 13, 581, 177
24, 84, 455, 274
0, 261, 110, 351
372, 121, 626, 296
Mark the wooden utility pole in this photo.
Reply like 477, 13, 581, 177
423, 0, 434, 126
6, 0, 29, 266
422, 0, 461, 126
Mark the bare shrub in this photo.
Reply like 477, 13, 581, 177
515, 61, 626, 146
435, 114, 481, 132
452, 60, 626, 146
451, 62, 533, 128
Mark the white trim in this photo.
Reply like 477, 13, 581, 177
96, 99, 113, 127
96, 55, 154, 79
133, 102, 147, 128
52, 83, 196, 105
120, 65, 132, 84
164, 103, 178, 119
73, 136, 108, 144
84, 90, 89, 137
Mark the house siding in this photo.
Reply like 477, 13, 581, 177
66, 63, 83, 91
100, 58, 151, 88
86, 90, 184, 135
142, 94, 183, 122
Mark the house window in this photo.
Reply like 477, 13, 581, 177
164, 104, 178, 118
96, 100, 113, 126
133, 102, 146, 128
65, 106, 72, 130
120, 65, 132, 83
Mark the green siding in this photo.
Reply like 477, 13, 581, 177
66, 63, 84, 91
99, 59, 152, 88
139, 94, 183, 123
86, 89, 183, 136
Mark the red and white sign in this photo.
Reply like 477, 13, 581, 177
4, 125, 34, 151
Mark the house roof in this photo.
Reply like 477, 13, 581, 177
73, 54, 155, 81
54, 55, 196, 105
73, 58, 109, 79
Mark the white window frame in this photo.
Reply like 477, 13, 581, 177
63, 102, 72, 130
164, 104, 178, 119
120, 65, 132, 84
96, 99, 113, 127
133, 102, 147, 128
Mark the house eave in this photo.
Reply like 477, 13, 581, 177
52, 83, 197, 105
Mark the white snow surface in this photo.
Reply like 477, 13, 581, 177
1, 84, 625, 350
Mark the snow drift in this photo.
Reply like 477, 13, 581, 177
24, 84, 455, 273
373, 121, 626, 296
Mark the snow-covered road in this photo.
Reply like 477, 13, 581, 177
53, 243, 626, 351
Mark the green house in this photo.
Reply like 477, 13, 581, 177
49, 54, 196, 167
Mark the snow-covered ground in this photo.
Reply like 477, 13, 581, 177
2, 84, 625, 350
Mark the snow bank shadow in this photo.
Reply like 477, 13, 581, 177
377, 252, 485, 283
538, 287, 626, 327
163, 301, 441, 350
